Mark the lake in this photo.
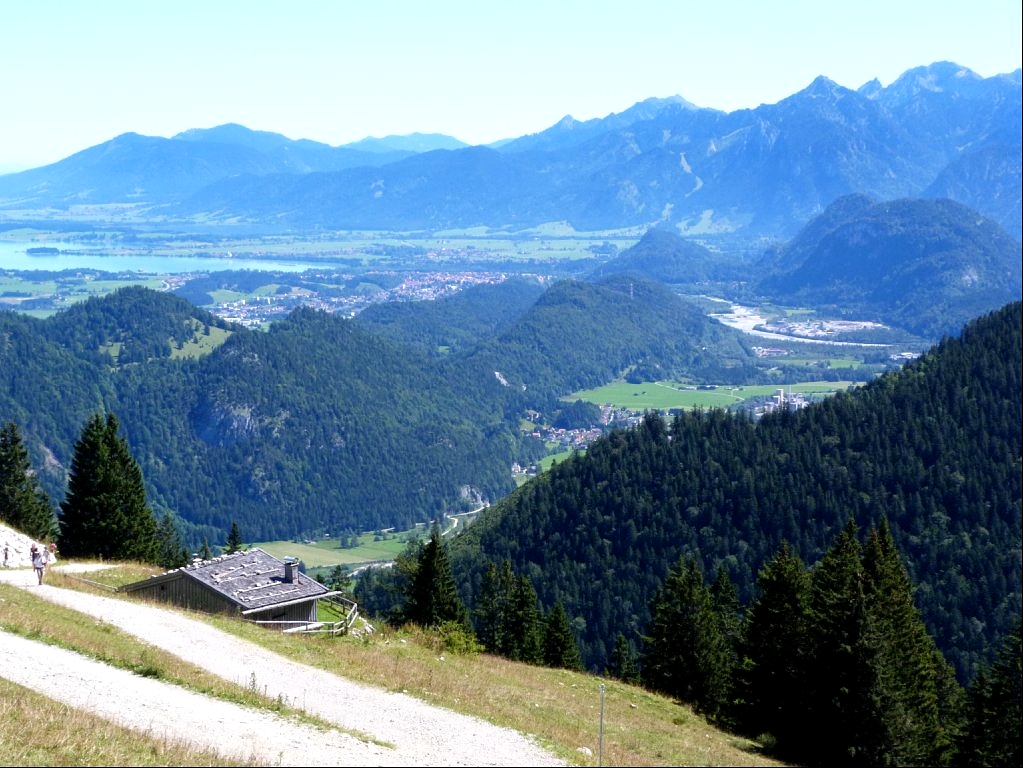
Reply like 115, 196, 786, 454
0, 241, 335, 274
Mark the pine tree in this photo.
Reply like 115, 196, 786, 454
400, 525, 470, 630
957, 617, 1021, 766
511, 574, 545, 664
608, 632, 640, 684
155, 511, 189, 569
224, 520, 244, 554
323, 564, 353, 597
861, 517, 962, 766
710, 565, 742, 662
543, 601, 583, 670
641, 554, 732, 717
475, 560, 516, 654
0, 421, 56, 540
58, 412, 160, 563
738, 540, 813, 754
805, 518, 879, 766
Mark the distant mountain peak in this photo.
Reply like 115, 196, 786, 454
343, 133, 469, 153
804, 75, 844, 96
881, 61, 985, 100
173, 123, 297, 147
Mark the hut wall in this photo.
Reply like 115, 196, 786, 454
248, 601, 318, 624
129, 576, 238, 615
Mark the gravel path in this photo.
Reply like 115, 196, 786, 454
0, 563, 565, 766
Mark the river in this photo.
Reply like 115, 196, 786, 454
706, 298, 890, 347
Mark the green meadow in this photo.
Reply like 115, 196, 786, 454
252, 527, 428, 571
570, 379, 860, 412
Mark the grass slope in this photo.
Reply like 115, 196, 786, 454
1, 560, 785, 767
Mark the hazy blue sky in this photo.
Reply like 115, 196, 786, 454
2, 0, 1020, 171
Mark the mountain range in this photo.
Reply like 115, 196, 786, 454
0, 61, 1019, 243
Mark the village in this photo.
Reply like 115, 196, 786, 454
208, 269, 526, 327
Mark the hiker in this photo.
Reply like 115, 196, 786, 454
46, 542, 58, 564
2, 544, 8, 567
31, 545, 46, 584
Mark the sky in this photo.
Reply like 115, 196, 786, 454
1, 0, 1020, 173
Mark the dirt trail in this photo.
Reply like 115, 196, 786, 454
0, 562, 564, 767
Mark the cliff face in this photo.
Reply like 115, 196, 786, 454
1, 522, 50, 568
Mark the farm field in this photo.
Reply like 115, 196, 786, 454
253, 529, 423, 569
571, 379, 862, 412
0, 273, 167, 317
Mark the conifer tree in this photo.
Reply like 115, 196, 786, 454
363, 536, 425, 626
641, 554, 733, 717
155, 511, 189, 569
0, 421, 56, 540
543, 600, 583, 670
475, 559, 516, 654
400, 525, 470, 630
958, 617, 1022, 767
737, 540, 813, 754
511, 574, 545, 664
224, 520, 244, 554
805, 518, 879, 765
710, 565, 742, 664
861, 517, 962, 766
199, 536, 214, 560
322, 564, 353, 597
58, 412, 159, 563
608, 632, 640, 684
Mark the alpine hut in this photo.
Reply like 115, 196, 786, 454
118, 548, 335, 630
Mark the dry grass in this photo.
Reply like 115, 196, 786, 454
0, 678, 256, 766
6, 564, 789, 767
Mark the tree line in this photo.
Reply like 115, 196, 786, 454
354, 527, 584, 671
1, 413, 188, 568
352, 512, 1019, 766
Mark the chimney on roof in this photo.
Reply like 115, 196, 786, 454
283, 557, 299, 583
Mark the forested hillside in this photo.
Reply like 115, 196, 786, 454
447, 301, 1022, 685
756, 195, 1022, 338
451, 275, 759, 404
354, 275, 548, 355
0, 278, 759, 545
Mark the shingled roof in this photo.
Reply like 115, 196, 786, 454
122, 547, 329, 612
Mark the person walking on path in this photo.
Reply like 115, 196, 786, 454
2, 544, 8, 567
31, 544, 46, 584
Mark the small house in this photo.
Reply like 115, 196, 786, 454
119, 548, 348, 631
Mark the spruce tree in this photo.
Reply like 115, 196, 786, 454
511, 574, 545, 664
224, 520, 244, 554
957, 617, 1021, 766
323, 564, 354, 597
710, 566, 742, 670
0, 421, 56, 540
58, 412, 160, 563
543, 601, 583, 670
475, 560, 516, 655
155, 511, 189, 570
400, 525, 470, 630
641, 554, 733, 717
738, 540, 813, 754
861, 517, 963, 766
608, 632, 640, 684
805, 518, 879, 766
